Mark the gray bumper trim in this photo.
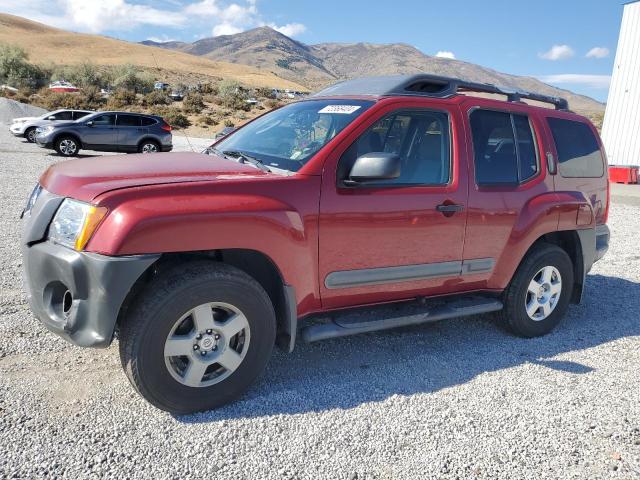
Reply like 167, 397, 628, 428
22, 241, 159, 347
595, 224, 610, 262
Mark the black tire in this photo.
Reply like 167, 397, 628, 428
499, 243, 574, 338
24, 127, 37, 143
119, 261, 276, 414
138, 140, 160, 153
54, 136, 80, 157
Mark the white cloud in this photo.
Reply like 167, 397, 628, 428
270, 22, 306, 37
0, 0, 306, 38
435, 51, 456, 59
586, 47, 610, 59
147, 35, 178, 43
538, 74, 611, 89
539, 44, 575, 61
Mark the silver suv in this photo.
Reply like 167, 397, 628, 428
34, 111, 173, 157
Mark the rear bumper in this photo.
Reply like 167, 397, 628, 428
22, 241, 159, 347
595, 224, 610, 263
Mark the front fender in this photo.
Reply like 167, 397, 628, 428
85, 177, 321, 314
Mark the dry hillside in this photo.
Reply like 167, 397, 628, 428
144, 27, 605, 113
0, 14, 306, 90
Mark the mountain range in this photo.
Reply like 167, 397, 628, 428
141, 27, 604, 113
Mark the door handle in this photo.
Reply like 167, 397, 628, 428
436, 203, 464, 213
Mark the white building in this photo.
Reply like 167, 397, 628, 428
602, 0, 640, 166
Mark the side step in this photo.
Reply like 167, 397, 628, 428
301, 296, 503, 343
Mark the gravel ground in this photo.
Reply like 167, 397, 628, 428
1, 127, 639, 479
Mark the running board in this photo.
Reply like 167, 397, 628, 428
301, 297, 503, 343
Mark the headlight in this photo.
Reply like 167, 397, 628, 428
38, 125, 55, 134
23, 184, 43, 217
48, 199, 108, 250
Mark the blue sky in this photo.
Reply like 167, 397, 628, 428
0, 0, 625, 101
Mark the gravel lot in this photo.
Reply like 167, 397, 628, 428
1, 126, 639, 479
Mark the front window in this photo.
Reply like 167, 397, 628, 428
212, 99, 374, 172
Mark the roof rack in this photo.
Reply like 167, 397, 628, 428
313, 74, 569, 111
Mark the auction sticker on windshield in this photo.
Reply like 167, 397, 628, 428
318, 105, 362, 114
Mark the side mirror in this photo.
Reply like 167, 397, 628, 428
47, 116, 56, 120
346, 152, 401, 185
86, 121, 94, 127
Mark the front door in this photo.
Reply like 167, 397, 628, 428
318, 102, 469, 310
82, 113, 116, 150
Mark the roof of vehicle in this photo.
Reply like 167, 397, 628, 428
313, 74, 569, 111
82, 111, 163, 119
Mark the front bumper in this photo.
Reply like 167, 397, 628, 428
21, 189, 159, 347
22, 242, 158, 347
9, 125, 25, 136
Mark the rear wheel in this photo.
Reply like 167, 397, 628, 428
54, 136, 80, 157
119, 261, 276, 414
499, 244, 574, 337
139, 140, 160, 153
25, 127, 37, 143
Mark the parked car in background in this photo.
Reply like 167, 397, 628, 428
21, 74, 609, 413
10, 109, 93, 143
169, 91, 184, 102
34, 111, 173, 156
48, 80, 79, 93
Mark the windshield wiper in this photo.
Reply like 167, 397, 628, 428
222, 150, 271, 172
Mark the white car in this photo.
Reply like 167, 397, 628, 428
9, 109, 93, 143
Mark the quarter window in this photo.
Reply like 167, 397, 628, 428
470, 110, 539, 185
339, 110, 451, 186
547, 117, 604, 178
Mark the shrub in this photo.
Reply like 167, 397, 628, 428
141, 90, 171, 106
33, 88, 104, 110
199, 82, 218, 95
50, 62, 102, 88
218, 79, 250, 111
106, 89, 137, 109
197, 114, 217, 126
255, 87, 275, 99
112, 64, 154, 93
182, 92, 205, 114
223, 119, 235, 128
265, 99, 282, 109
0, 43, 47, 90
153, 107, 190, 129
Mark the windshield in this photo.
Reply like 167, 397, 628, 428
212, 99, 374, 172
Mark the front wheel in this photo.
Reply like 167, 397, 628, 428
25, 127, 37, 143
499, 243, 574, 337
119, 261, 276, 414
54, 136, 80, 157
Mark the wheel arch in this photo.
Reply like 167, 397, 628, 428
525, 230, 587, 304
53, 132, 83, 149
137, 136, 161, 150
116, 249, 297, 352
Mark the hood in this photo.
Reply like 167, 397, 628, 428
39, 152, 271, 202
11, 116, 38, 123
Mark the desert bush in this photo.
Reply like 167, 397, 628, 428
50, 62, 103, 88
112, 64, 154, 93
218, 79, 250, 111
255, 87, 275, 99
151, 106, 190, 129
265, 99, 282, 109
223, 119, 235, 128
106, 89, 137, 109
0, 43, 47, 90
33, 88, 104, 110
198, 82, 218, 95
197, 114, 217, 126
141, 90, 171, 106
182, 92, 205, 114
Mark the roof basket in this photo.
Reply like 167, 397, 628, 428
313, 74, 569, 110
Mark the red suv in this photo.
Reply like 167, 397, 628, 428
21, 75, 610, 413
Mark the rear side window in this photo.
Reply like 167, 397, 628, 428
141, 116, 157, 126
470, 110, 539, 185
117, 114, 141, 127
547, 118, 604, 178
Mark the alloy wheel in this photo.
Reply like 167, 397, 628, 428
164, 302, 251, 388
141, 143, 158, 153
59, 139, 77, 155
525, 266, 562, 321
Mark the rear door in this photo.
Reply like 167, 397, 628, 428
318, 100, 469, 310
544, 115, 609, 225
116, 114, 143, 152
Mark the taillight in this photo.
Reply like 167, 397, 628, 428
161, 123, 172, 132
